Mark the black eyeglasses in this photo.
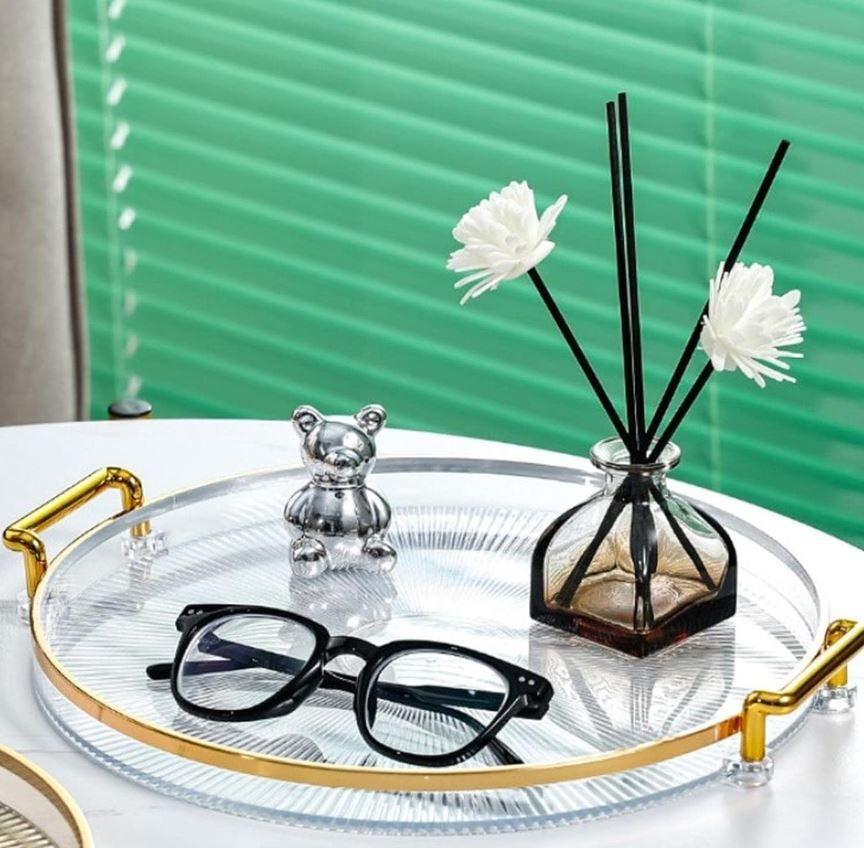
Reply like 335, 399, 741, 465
146, 604, 553, 768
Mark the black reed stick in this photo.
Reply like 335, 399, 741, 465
606, 100, 638, 460
527, 266, 636, 454
629, 476, 657, 630
643, 139, 790, 447
617, 93, 647, 459
648, 480, 717, 590
647, 361, 713, 462
553, 476, 634, 606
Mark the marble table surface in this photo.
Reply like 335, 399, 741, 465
0, 419, 861, 847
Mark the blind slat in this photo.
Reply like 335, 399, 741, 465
70, 0, 864, 545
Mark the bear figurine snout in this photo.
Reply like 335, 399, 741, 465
322, 448, 364, 482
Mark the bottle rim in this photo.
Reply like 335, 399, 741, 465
589, 436, 681, 475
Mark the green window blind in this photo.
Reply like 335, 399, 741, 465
69, 1, 864, 545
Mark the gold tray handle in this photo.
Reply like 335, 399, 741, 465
740, 618, 863, 763
3, 467, 146, 598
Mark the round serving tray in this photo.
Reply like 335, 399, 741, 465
25, 458, 826, 833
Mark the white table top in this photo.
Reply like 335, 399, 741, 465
0, 419, 861, 847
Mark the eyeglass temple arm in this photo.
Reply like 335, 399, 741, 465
147, 637, 509, 712
164, 609, 547, 713
146, 641, 523, 766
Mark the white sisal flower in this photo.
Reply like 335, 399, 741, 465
447, 181, 567, 304
700, 261, 806, 388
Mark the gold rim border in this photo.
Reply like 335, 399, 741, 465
0, 744, 94, 848
28, 460, 828, 793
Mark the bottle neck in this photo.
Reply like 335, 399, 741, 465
602, 467, 670, 497
590, 436, 680, 497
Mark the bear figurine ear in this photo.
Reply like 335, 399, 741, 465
355, 404, 387, 436
292, 405, 323, 436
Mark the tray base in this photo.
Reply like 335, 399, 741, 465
31, 459, 826, 834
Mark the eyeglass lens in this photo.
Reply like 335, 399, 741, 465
364, 650, 509, 757
177, 614, 316, 711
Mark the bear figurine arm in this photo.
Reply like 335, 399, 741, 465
284, 484, 316, 532
360, 486, 392, 533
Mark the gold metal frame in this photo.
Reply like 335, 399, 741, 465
0, 744, 94, 848
3, 467, 147, 598
740, 618, 863, 762
5, 467, 862, 793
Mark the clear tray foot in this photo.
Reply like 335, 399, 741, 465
121, 530, 167, 564
813, 683, 857, 714
723, 755, 774, 788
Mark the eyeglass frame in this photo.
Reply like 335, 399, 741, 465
147, 603, 553, 768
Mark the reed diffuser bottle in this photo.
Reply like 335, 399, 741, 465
530, 437, 736, 657
447, 92, 804, 657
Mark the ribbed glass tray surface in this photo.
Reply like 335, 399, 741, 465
0, 804, 56, 848
33, 458, 823, 834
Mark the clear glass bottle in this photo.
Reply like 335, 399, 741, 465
531, 437, 737, 657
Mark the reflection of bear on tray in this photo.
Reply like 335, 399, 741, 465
284, 404, 397, 578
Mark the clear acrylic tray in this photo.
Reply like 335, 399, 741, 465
28, 458, 825, 834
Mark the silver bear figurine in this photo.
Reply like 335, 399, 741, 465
284, 404, 397, 578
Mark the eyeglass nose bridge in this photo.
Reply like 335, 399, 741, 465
324, 634, 377, 664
